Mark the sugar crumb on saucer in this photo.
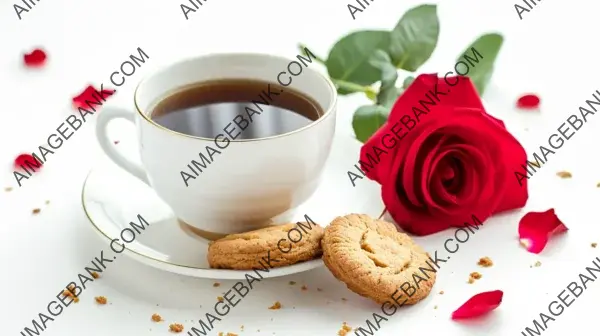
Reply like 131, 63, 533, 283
592, 243, 597, 248
169, 323, 184, 333
213, 282, 220, 287
32, 208, 41, 215
91, 271, 100, 279
556, 171, 572, 178
217, 296, 224, 302
477, 256, 493, 267
288, 281, 296, 285
439, 290, 444, 295
337, 322, 352, 336
151, 313, 162, 322
268, 301, 282, 310
301, 285, 308, 291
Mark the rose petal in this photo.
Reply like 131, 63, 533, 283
23, 48, 47, 67
451, 290, 503, 320
518, 208, 568, 254
14, 153, 42, 170
73, 85, 115, 110
516, 94, 540, 109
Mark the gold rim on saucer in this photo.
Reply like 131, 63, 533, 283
81, 170, 387, 271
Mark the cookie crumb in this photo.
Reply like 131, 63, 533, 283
240, 325, 244, 331
534, 261, 542, 267
592, 243, 597, 248
32, 208, 41, 215
288, 281, 296, 285
91, 271, 100, 279
337, 322, 352, 336
439, 290, 444, 295
63, 286, 79, 301
556, 171, 572, 179
469, 272, 482, 280
477, 256, 493, 267
434, 305, 438, 309
169, 323, 184, 333
94, 296, 107, 304
4, 187, 12, 192
213, 282, 220, 287
301, 285, 308, 291
268, 301, 282, 310
467, 277, 475, 284
151, 313, 162, 322
217, 296, 224, 302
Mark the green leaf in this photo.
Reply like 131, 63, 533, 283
377, 86, 403, 109
389, 4, 440, 71
334, 78, 377, 97
456, 33, 504, 95
402, 76, 415, 89
352, 105, 390, 143
326, 30, 391, 91
368, 50, 398, 88
367, 50, 402, 108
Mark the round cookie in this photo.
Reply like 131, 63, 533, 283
322, 214, 436, 305
208, 222, 324, 270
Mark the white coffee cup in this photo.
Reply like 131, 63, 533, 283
96, 53, 337, 238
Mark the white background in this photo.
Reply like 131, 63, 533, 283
1, 0, 599, 335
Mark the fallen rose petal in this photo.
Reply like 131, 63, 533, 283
14, 153, 42, 170
23, 48, 47, 67
451, 290, 503, 320
518, 208, 567, 254
72, 85, 115, 110
516, 94, 540, 109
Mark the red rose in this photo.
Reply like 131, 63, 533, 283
359, 74, 528, 235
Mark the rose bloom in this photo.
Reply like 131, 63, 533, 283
359, 74, 528, 235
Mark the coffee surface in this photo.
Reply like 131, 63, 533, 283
150, 79, 322, 139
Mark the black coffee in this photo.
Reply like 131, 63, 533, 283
150, 79, 323, 139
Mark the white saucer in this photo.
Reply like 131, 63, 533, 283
81, 133, 385, 279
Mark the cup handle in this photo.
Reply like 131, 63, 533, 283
96, 107, 150, 186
